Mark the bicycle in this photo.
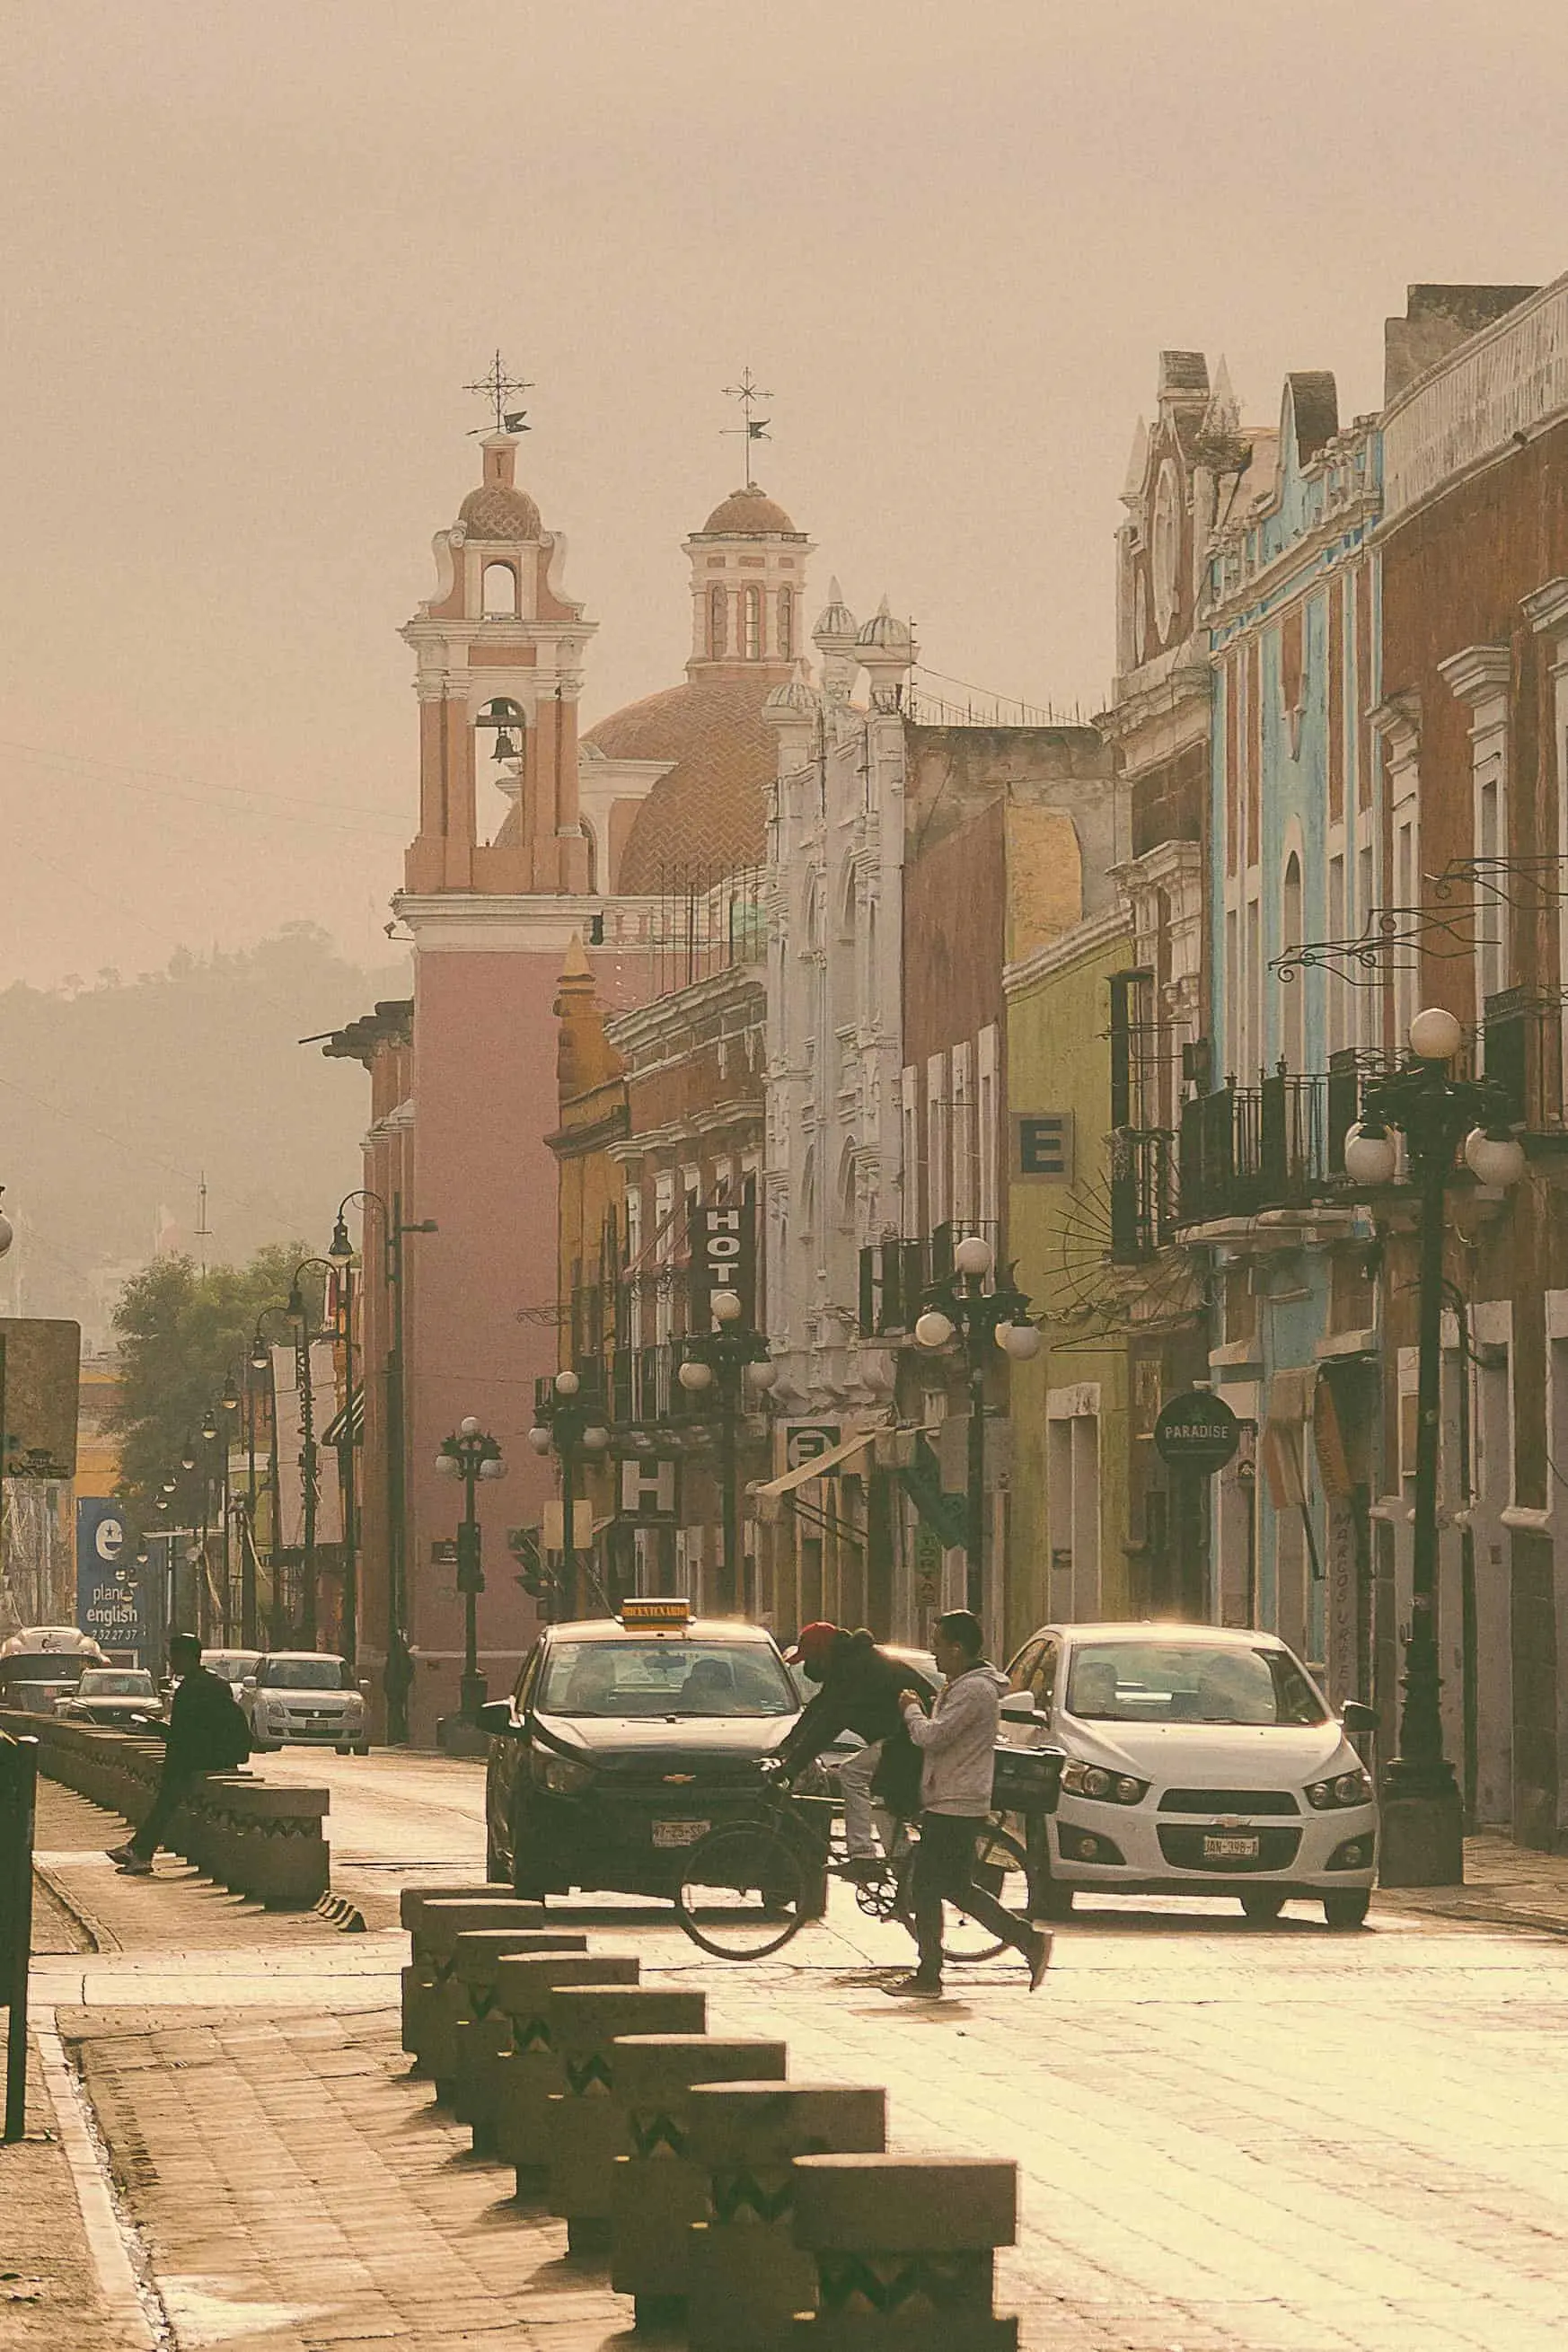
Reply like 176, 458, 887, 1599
673, 1775, 1032, 1962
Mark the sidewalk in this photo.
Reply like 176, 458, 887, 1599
0, 2030, 126, 2352
1378, 1830, 1568, 1937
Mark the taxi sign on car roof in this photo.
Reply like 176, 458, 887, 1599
618, 1596, 692, 1630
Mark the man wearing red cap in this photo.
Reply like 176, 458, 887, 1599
777, 1623, 929, 1876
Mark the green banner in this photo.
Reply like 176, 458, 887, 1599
896, 1436, 971, 1552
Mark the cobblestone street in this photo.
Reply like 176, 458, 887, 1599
9, 1757, 1568, 2351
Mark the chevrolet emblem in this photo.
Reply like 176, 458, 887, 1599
663, 1773, 697, 1785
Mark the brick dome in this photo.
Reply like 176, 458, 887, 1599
698, 484, 799, 538
459, 481, 542, 541
589, 676, 779, 891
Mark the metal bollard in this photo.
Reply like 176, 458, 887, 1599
398, 1883, 512, 2057
404, 1896, 545, 2075
790, 2155, 1019, 2352
445, 1926, 588, 2133
492, 1952, 641, 2186
684, 2083, 887, 2352
608, 2035, 788, 2330
546, 1984, 706, 2257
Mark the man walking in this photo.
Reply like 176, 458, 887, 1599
887, 1609, 1050, 1999
777, 1624, 930, 1877
108, 1632, 251, 1876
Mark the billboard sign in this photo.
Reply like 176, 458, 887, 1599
75, 1498, 148, 1660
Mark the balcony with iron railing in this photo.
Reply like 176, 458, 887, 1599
537, 1340, 713, 1431
1176, 1058, 1362, 1228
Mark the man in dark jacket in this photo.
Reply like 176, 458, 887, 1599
108, 1632, 251, 1875
777, 1624, 930, 1875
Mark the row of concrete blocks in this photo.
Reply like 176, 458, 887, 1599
401, 1886, 1019, 2352
0, 1710, 330, 1907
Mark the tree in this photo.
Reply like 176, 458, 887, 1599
110, 1245, 322, 1520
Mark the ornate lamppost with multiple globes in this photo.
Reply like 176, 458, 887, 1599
434, 1416, 506, 1725
527, 1372, 610, 1620
1343, 1004, 1524, 1887
913, 1234, 1042, 1616
676, 1290, 774, 1615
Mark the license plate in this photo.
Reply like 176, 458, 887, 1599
652, 1819, 710, 1848
1203, 1832, 1260, 1860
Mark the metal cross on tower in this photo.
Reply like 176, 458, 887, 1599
463, 350, 533, 435
723, 367, 772, 487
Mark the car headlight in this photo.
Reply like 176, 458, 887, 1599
1061, 1759, 1149, 1805
1306, 1766, 1374, 1810
531, 1748, 595, 1797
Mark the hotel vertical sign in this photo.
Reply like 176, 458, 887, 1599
689, 1198, 756, 1327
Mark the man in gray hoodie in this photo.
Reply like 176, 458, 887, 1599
887, 1609, 1051, 1998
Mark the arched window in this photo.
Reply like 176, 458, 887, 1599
800, 1144, 817, 1236
482, 562, 519, 617
838, 1141, 859, 1233
709, 585, 727, 657
743, 586, 762, 660
1282, 851, 1304, 1074
778, 586, 794, 661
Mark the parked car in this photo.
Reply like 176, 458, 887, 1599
480, 1597, 807, 1898
54, 1666, 164, 1728
247, 1652, 370, 1754
1000, 1620, 1378, 1928
203, 1649, 263, 1700
0, 1626, 110, 1716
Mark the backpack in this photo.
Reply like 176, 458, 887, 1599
212, 1685, 252, 1770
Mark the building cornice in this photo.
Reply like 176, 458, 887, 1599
1438, 643, 1511, 707
1380, 272, 1568, 528
393, 891, 664, 953
1003, 904, 1132, 997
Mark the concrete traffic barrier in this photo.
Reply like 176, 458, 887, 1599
410, 1898, 545, 2078
791, 2157, 1019, 2352
546, 1984, 707, 2256
399, 1884, 514, 2057
608, 2035, 788, 2330
446, 1926, 589, 2131
492, 1952, 641, 2185
684, 2083, 888, 2352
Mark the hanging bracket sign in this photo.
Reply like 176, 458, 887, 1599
1153, 1390, 1242, 1475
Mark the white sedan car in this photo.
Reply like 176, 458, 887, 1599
1000, 1621, 1377, 1928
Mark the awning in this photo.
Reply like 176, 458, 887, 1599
322, 1383, 365, 1449
753, 1427, 880, 1501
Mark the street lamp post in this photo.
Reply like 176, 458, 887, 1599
1343, 1005, 1525, 1888
913, 1234, 1042, 1617
251, 1308, 294, 1648
329, 1193, 437, 1743
434, 1416, 505, 1723
675, 1292, 773, 1615
285, 1261, 340, 1654
527, 1371, 611, 1621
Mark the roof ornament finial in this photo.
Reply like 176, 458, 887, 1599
464, 348, 534, 436
722, 366, 772, 489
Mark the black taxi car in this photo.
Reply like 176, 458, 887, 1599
477, 1599, 806, 1899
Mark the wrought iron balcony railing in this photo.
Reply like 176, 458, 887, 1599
858, 1221, 1000, 1339
1176, 1061, 1361, 1226
1108, 1129, 1179, 1262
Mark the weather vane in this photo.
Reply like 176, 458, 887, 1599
723, 367, 772, 488
464, 349, 533, 436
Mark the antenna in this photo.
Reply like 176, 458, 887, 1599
463, 349, 534, 436
196, 1172, 211, 1278
723, 367, 772, 489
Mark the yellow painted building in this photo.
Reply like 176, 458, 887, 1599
1003, 908, 1136, 1651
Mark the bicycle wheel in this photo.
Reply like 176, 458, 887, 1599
939, 1824, 1033, 1964
674, 1820, 811, 1960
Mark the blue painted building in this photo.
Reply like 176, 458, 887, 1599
1178, 374, 1385, 1702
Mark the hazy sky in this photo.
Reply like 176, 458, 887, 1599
4, 0, 1568, 988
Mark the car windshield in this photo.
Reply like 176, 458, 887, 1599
539, 1640, 797, 1719
76, 1671, 154, 1696
257, 1658, 350, 1690
1, 1653, 96, 1682
1065, 1641, 1326, 1727
205, 1655, 257, 1680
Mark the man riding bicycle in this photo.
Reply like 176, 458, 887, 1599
776, 1623, 931, 1880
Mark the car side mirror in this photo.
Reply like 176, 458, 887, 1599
999, 1691, 1036, 1723
1342, 1699, 1379, 1735
242, 1678, 257, 1693
358, 1679, 371, 1692
476, 1698, 515, 1737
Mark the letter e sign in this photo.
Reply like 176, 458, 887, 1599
1013, 1113, 1073, 1182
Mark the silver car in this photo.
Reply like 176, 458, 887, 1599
247, 1652, 370, 1754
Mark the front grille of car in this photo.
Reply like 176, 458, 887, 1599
1158, 1825, 1302, 1872
1159, 1788, 1300, 1816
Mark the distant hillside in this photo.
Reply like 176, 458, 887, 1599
0, 924, 410, 1341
